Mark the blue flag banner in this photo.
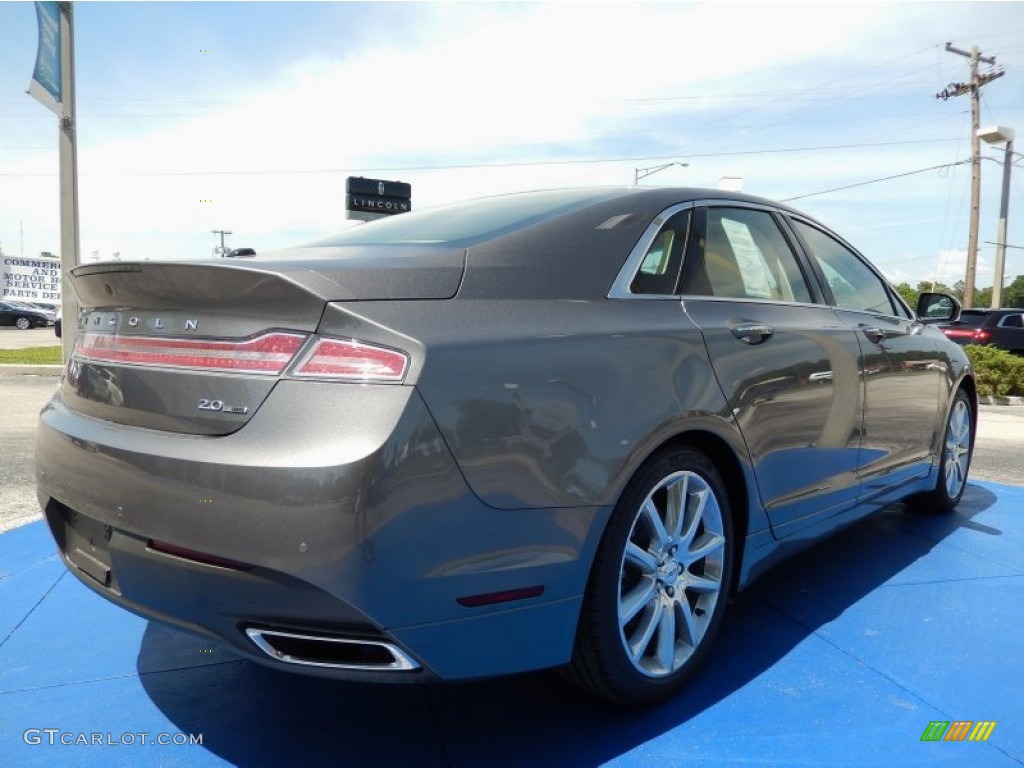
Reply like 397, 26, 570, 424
28, 1, 62, 115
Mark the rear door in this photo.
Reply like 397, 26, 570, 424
679, 204, 865, 536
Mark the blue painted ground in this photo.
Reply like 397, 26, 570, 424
1, 481, 1022, 767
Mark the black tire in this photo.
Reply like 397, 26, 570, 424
566, 446, 735, 705
15, 316, 32, 330
906, 389, 973, 513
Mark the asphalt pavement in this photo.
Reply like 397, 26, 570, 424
0, 326, 60, 349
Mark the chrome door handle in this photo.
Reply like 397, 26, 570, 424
730, 323, 774, 345
861, 326, 886, 344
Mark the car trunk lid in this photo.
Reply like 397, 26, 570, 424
62, 248, 462, 435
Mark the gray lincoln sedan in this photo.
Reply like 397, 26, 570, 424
36, 187, 975, 705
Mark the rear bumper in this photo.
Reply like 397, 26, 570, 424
36, 382, 608, 680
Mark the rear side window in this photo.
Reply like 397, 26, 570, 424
679, 207, 811, 302
793, 220, 896, 315
630, 210, 689, 295
998, 313, 1023, 328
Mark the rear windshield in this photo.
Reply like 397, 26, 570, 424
306, 189, 619, 248
952, 310, 990, 328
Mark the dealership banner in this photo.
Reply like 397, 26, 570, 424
28, 1, 62, 116
2, 256, 62, 302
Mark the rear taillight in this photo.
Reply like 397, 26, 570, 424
975, 330, 990, 342
73, 331, 307, 375
291, 338, 408, 382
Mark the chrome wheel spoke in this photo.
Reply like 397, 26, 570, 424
685, 573, 721, 594
654, 604, 677, 671
620, 578, 658, 624
679, 489, 706, 549
678, 597, 698, 648
627, 599, 663, 659
624, 541, 659, 574
685, 532, 725, 564
665, 475, 688, 542
641, 498, 670, 551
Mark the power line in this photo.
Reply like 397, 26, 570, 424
0, 137, 966, 178
780, 160, 971, 202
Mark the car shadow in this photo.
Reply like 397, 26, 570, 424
136, 483, 1000, 767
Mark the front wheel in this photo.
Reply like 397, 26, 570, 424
15, 316, 32, 330
906, 388, 973, 512
566, 447, 734, 705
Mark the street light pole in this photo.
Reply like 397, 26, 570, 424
978, 125, 1014, 308
635, 162, 689, 185
991, 135, 1013, 308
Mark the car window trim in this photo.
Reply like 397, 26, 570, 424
608, 202, 697, 299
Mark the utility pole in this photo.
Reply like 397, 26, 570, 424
936, 42, 1004, 308
210, 229, 232, 257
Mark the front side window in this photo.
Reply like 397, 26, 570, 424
680, 207, 811, 302
793, 220, 896, 315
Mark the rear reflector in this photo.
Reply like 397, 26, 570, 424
73, 331, 307, 375
457, 585, 545, 607
148, 540, 252, 570
291, 338, 408, 382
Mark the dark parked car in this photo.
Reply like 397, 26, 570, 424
36, 188, 976, 705
0, 300, 54, 329
935, 308, 1024, 355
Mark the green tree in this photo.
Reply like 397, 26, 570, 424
894, 282, 919, 309
1002, 274, 1024, 308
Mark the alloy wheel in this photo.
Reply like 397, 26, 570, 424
943, 397, 971, 499
617, 470, 726, 678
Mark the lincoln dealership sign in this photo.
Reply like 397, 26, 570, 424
346, 177, 412, 221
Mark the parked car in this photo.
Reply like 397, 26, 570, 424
935, 308, 1024, 355
24, 301, 59, 314
0, 300, 54, 329
36, 188, 975, 705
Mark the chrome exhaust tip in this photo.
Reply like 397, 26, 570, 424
244, 627, 420, 672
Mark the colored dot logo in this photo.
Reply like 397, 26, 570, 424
199, 199, 212, 203
200, 49, 212, 53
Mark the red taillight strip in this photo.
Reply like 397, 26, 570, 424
73, 331, 308, 375
291, 337, 408, 382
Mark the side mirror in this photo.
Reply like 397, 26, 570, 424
917, 292, 961, 323
55, 318, 62, 339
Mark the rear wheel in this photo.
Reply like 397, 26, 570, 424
15, 316, 32, 330
567, 447, 734, 705
907, 389, 973, 512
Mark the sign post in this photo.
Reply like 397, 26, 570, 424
28, 1, 79, 360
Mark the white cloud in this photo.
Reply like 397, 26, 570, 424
5, 0, 1022, 279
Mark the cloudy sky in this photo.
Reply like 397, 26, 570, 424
1, 1, 1023, 288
